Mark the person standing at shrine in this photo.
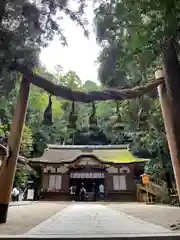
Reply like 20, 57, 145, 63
79, 183, 86, 201
92, 182, 96, 201
69, 185, 76, 200
11, 186, 20, 202
99, 183, 105, 200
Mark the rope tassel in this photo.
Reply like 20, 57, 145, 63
43, 94, 53, 126
68, 101, 77, 129
89, 102, 98, 130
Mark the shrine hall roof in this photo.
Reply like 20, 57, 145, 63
29, 145, 147, 164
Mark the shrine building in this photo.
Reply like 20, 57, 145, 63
28, 145, 147, 201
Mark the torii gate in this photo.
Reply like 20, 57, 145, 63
0, 63, 178, 224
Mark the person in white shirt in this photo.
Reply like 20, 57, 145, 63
12, 187, 20, 202
69, 186, 75, 195
69, 185, 76, 201
99, 184, 105, 200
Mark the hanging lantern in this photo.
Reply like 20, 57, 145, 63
89, 102, 98, 131
68, 101, 77, 130
112, 101, 124, 131
43, 94, 53, 126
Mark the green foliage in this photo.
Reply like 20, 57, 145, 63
83, 80, 100, 91
94, 0, 180, 88
20, 125, 33, 157
93, 0, 179, 181
0, 124, 9, 137
13, 165, 36, 188
13, 165, 29, 188
0, 0, 89, 95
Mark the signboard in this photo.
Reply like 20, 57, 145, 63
120, 166, 130, 173
27, 189, 34, 200
141, 174, 150, 185
28, 180, 34, 184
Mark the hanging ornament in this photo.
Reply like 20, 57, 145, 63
68, 101, 77, 130
89, 102, 98, 131
43, 94, 53, 126
113, 101, 124, 130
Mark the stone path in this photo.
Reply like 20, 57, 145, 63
108, 203, 180, 229
9, 201, 34, 207
26, 203, 174, 237
0, 202, 69, 235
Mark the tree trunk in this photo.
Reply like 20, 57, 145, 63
162, 39, 180, 199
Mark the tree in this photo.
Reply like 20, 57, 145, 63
0, 0, 89, 94
20, 125, 33, 157
94, 0, 180, 184
94, 0, 180, 87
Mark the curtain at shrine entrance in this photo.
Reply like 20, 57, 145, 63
70, 172, 105, 179
69, 172, 105, 192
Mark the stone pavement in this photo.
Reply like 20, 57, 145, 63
25, 203, 176, 237
107, 203, 180, 229
9, 201, 34, 207
0, 202, 69, 235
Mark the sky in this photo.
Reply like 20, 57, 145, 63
40, 2, 101, 84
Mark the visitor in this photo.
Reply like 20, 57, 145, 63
99, 183, 104, 200
79, 183, 86, 201
11, 186, 20, 202
92, 182, 96, 201
69, 185, 76, 200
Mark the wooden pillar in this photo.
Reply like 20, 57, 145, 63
156, 71, 180, 201
0, 77, 30, 223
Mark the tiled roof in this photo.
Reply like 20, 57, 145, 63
29, 145, 147, 164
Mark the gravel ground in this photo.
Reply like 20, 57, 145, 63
0, 202, 69, 235
107, 203, 180, 230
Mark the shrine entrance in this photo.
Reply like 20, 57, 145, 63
70, 171, 105, 201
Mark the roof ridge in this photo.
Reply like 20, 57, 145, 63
47, 144, 128, 150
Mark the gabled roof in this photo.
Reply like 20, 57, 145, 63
29, 145, 147, 164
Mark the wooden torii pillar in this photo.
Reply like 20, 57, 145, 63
156, 70, 180, 201
0, 77, 30, 223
